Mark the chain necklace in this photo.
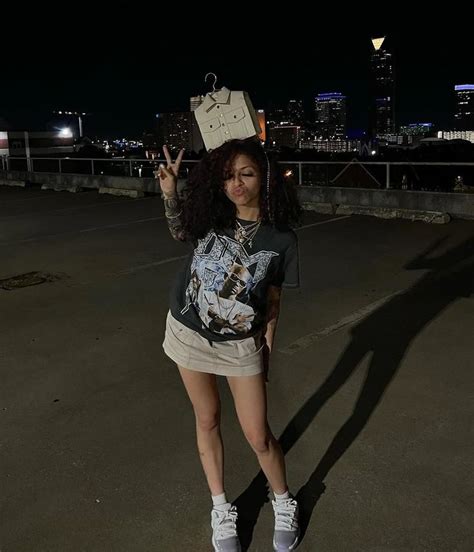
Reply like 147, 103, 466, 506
234, 217, 262, 248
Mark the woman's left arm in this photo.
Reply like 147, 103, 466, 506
262, 285, 282, 382
264, 285, 282, 352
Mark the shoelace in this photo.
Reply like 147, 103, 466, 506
273, 498, 299, 531
213, 506, 238, 540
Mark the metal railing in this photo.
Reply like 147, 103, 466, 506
2, 156, 474, 192
1, 156, 175, 179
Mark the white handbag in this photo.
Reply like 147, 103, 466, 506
194, 85, 261, 151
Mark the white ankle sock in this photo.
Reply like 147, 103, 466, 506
212, 492, 231, 510
274, 489, 290, 501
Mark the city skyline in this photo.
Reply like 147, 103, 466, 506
1, 14, 472, 138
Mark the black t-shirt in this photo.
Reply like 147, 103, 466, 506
169, 218, 300, 342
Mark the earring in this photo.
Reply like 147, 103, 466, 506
265, 153, 272, 224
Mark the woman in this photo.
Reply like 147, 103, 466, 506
157, 137, 303, 551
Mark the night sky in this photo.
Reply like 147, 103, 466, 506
1, 4, 472, 138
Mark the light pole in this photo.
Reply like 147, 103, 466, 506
54, 111, 88, 137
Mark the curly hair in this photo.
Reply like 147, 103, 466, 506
179, 137, 303, 241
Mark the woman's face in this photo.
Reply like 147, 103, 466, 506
223, 154, 261, 208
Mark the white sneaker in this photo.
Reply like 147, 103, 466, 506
272, 496, 300, 551
211, 504, 241, 552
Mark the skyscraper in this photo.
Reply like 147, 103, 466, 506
369, 36, 395, 137
256, 110, 267, 142
155, 112, 193, 151
190, 95, 205, 112
454, 85, 474, 130
314, 93, 347, 139
287, 99, 305, 126
267, 106, 288, 127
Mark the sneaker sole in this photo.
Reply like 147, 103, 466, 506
212, 534, 242, 552
272, 527, 300, 551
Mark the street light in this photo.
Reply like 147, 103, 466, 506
58, 127, 73, 138
53, 110, 88, 137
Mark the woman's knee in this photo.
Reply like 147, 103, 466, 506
245, 428, 272, 454
195, 408, 221, 432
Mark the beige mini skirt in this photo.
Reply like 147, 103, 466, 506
162, 310, 265, 376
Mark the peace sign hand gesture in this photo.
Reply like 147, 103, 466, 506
154, 145, 185, 198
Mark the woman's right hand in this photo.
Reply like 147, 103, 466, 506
154, 145, 185, 197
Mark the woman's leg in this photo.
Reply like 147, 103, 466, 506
226, 372, 288, 494
177, 365, 224, 495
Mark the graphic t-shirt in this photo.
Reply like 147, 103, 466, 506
169, 217, 300, 342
